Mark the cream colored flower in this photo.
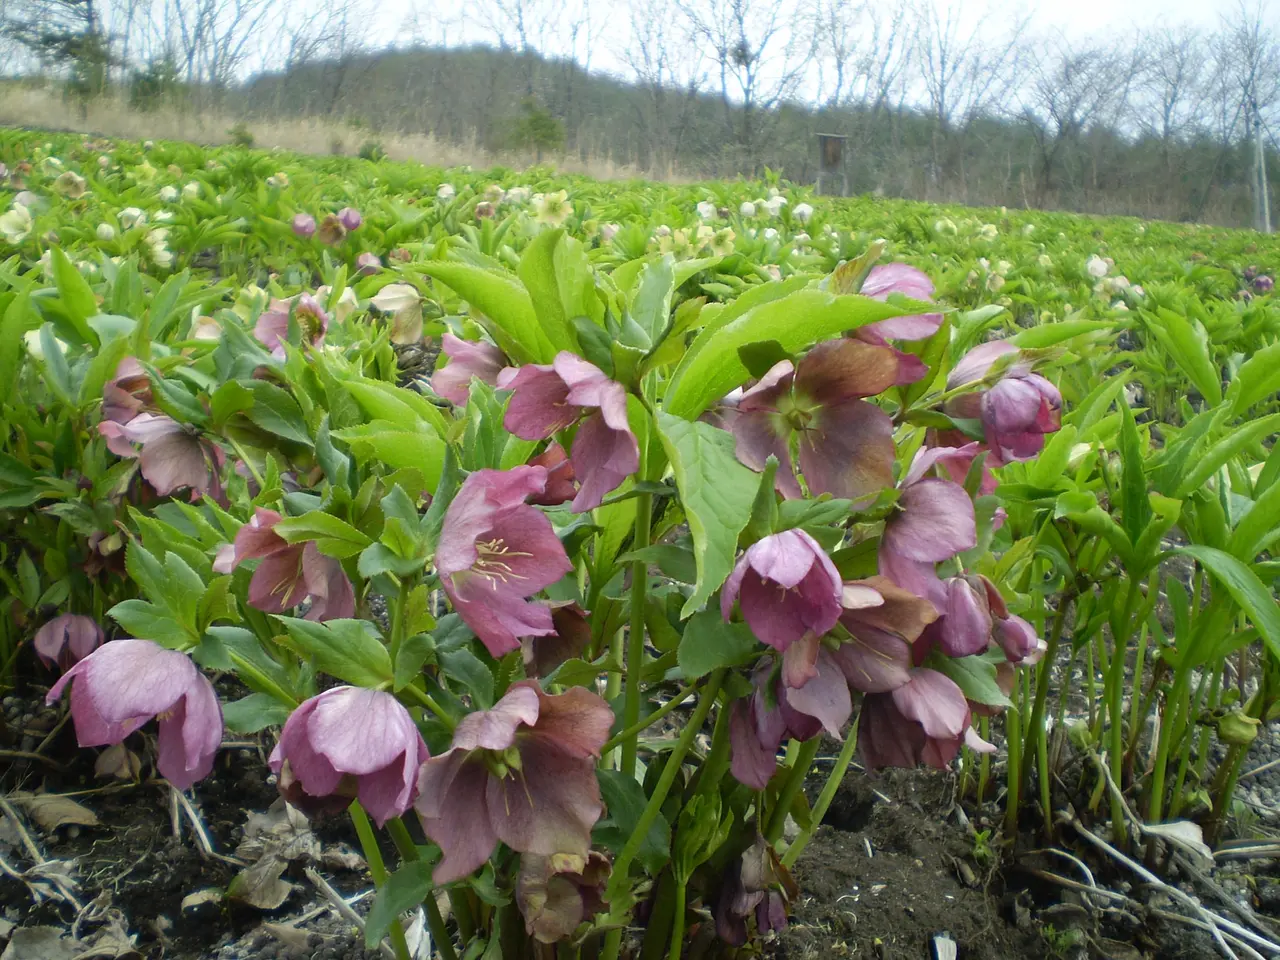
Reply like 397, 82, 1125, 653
710, 227, 736, 257
52, 171, 86, 198
372, 283, 423, 343
159, 186, 179, 203
96, 223, 116, 241
0, 203, 33, 244
531, 190, 572, 227
119, 207, 147, 229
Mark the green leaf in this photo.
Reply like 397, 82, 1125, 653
1170, 546, 1280, 663
629, 254, 675, 346
618, 544, 698, 584
595, 769, 670, 876
1010, 319, 1115, 348
77, 335, 131, 409
928, 651, 1010, 707
666, 287, 936, 419
365, 861, 434, 948
394, 633, 437, 691
439, 648, 495, 709
1118, 401, 1151, 545
273, 510, 373, 559
418, 260, 550, 364
1054, 491, 1134, 568
516, 228, 579, 355
108, 599, 188, 647
1144, 308, 1222, 407
737, 339, 791, 379
1226, 340, 1280, 415
210, 380, 255, 429
677, 608, 758, 680
346, 377, 452, 439
48, 247, 99, 346
244, 380, 312, 445
222, 693, 292, 733
277, 617, 393, 687
332, 422, 446, 489
1175, 414, 1280, 499
656, 413, 759, 616
39, 325, 73, 403
1229, 478, 1280, 561
0, 290, 33, 404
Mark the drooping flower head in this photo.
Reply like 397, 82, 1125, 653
46, 639, 222, 789
33, 614, 103, 672
317, 214, 346, 245
337, 206, 362, 232
355, 252, 380, 276
516, 852, 610, 943
269, 686, 429, 826
500, 353, 639, 512
831, 576, 938, 694
432, 333, 507, 407
730, 340, 909, 501
945, 341, 1061, 464
292, 213, 316, 238
415, 682, 613, 883
857, 668, 994, 771
526, 444, 577, 507
98, 412, 225, 499
855, 263, 944, 343
102, 356, 153, 428
218, 507, 355, 622
714, 836, 795, 946
435, 466, 574, 657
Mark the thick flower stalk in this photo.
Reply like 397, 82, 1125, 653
435, 465, 574, 657
414, 681, 613, 883
46, 639, 222, 789
269, 687, 429, 826
500, 352, 639, 512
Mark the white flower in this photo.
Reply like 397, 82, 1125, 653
710, 227, 736, 257
1135, 224, 1146, 235
696, 200, 717, 221
531, 190, 572, 227
146, 228, 173, 268
764, 264, 781, 281
119, 207, 147, 229
52, 172, 86, 198
318, 284, 361, 326
98, 155, 110, 169
934, 218, 958, 236
39, 250, 53, 275
978, 223, 998, 241
437, 183, 456, 201
739, 201, 757, 217
1111, 300, 1129, 312
41, 157, 63, 173
694, 224, 715, 247
159, 185, 179, 203
1022, 224, 1036, 236
0, 204, 32, 244
483, 184, 505, 204
794, 232, 810, 245
190, 308, 221, 341
96, 223, 116, 241
1038, 254, 1052, 267
504, 186, 531, 205
1085, 255, 1109, 279
653, 225, 671, 238
143, 140, 154, 150
792, 202, 813, 224
986, 273, 1005, 292
371, 283, 422, 343
763, 227, 779, 241
978, 257, 991, 271
154, 210, 174, 223
1131, 285, 1145, 298
762, 196, 787, 217
264, 173, 287, 189
24, 329, 67, 358
995, 260, 1012, 276
183, 181, 201, 200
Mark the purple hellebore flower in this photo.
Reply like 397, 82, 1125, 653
431, 333, 507, 407
527, 444, 578, 506
253, 293, 329, 358
435, 466, 574, 658
515, 851, 610, 943
102, 356, 152, 428
268, 686, 429, 826
46, 638, 222, 790
996, 613, 1043, 663
337, 206, 362, 232
945, 341, 1062, 465
499, 352, 639, 512
729, 339, 908, 502
830, 576, 938, 694
856, 263, 945, 342
729, 653, 851, 790
714, 836, 794, 946
521, 603, 592, 678
1254, 275, 1274, 293
292, 213, 317, 238
415, 681, 613, 884
721, 529, 842, 678
98, 412, 225, 499
857, 668, 994, 771
354, 252, 381, 276
33, 614, 103, 672
221, 507, 355, 622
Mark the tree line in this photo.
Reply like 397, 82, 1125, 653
5, 0, 1280, 227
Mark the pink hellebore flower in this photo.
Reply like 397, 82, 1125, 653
730, 339, 909, 502
714, 837, 792, 946
500, 352, 639, 512
46, 639, 222, 790
292, 213, 317, 238
527, 444, 577, 507
729, 653, 851, 789
98, 413, 225, 499
337, 206, 362, 232
355, 252, 380, 276
946, 341, 1061, 464
516, 852, 610, 943
102, 357, 152, 427
269, 687, 429, 826
435, 466, 574, 658
415, 681, 613, 884
222, 508, 355, 621
33, 614, 103, 672
431, 333, 507, 407
831, 576, 938, 694
721, 529, 842, 679
253, 293, 329, 358
856, 263, 944, 342
857, 668, 994, 771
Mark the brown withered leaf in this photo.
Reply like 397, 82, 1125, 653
8, 793, 100, 831
227, 855, 292, 910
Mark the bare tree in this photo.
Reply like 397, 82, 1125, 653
623, 0, 704, 172
813, 0, 911, 113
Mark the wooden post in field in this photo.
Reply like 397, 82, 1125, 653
1254, 100, 1272, 234
816, 133, 848, 197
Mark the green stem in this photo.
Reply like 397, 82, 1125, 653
782, 714, 860, 869
1022, 594, 1070, 792
606, 670, 725, 903
227, 436, 266, 490
1105, 577, 1142, 848
1003, 704, 1022, 843
669, 877, 687, 960
622, 492, 654, 778
349, 802, 412, 960
690, 690, 732, 798
390, 577, 410, 665
399, 683, 456, 729
765, 738, 821, 845
386, 818, 456, 960
603, 682, 698, 755
1146, 669, 1189, 827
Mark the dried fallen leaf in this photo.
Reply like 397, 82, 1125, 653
0, 919, 13, 942
0, 927, 79, 960
259, 923, 311, 952
93, 745, 141, 782
71, 921, 140, 960
179, 889, 224, 913
321, 845, 366, 872
237, 801, 318, 863
1144, 820, 1214, 866
227, 855, 292, 910
8, 794, 99, 831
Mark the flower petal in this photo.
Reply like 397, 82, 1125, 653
882, 478, 976, 563
452, 685, 540, 752
891, 669, 968, 740
156, 671, 222, 789
799, 398, 895, 501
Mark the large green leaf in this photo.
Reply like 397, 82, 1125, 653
1229, 479, 1280, 560
1226, 340, 1280, 415
1118, 401, 1151, 545
332, 421, 445, 489
666, 287, 936, 419
244, 380, 312, 445
1171, 546, 1280, 663
365, 862, 433, 948
346, 377, 451, 439
677, 608, 758, 679
1144, 308, 1222, 407
0, 290, 34, 404
48, 247, 99, 347
1174, 414, 1280, 499
656, 413, 758, 616
272, 510, 373, 559
516, 229, 582, 354
418, 260, 551, 364
277, 617, 393, 687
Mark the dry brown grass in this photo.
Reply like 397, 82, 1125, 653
0, 85, 673, 181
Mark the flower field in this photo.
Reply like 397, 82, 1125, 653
3, 127, 1280, 960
